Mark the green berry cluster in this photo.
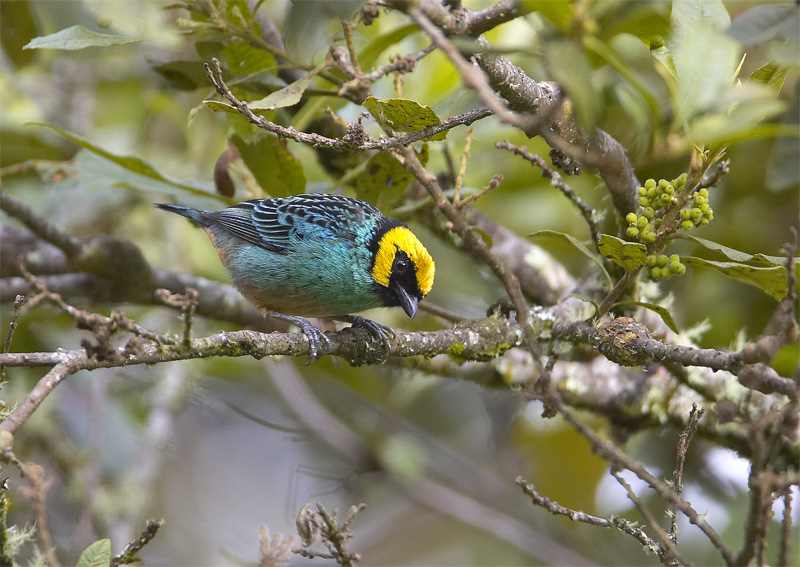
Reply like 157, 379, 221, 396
679, 187, 713, 231
645, 253, 686, 280
625, 174, 714, 243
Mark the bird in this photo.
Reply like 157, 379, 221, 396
157, 194, 435, 361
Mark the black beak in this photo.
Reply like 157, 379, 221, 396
393, 284, 419, 318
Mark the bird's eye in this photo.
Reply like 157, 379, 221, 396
394, 257, 409, 273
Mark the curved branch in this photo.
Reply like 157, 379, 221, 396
386, 0, 640, 214
203, 58, 492, 151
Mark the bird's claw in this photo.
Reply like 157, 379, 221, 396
266, 311, 330, 364
347, 315, 395, 354
297, 320, 331, 365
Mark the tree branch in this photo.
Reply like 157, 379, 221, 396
203, 58, 491, 151
386, 0, 640, 213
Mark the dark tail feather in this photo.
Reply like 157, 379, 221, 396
155, 203, 211, 227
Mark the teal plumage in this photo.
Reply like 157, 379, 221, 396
157, 194, 435, 361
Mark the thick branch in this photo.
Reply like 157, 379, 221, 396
386, 0, 640, 214
553, 317, 798, 397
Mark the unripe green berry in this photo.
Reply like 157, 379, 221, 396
704, 208, 714, 220
643, 207, 655, 219
650, 267, 662, 279
694, 195, 707, 206
675, 173, 688, 187
647, 187, 656, 199
674, 263, 686, 275
682, 220, 694, 231
644, 231, 656, 242
638, 187, 647, 197
626, 226, 640, 238
654, 219, 662, 228
639, 196, 649, 207
657, 254, 669, 267
637, 216, 649, 229
645, 179, 656, 190
669, 254, 680, 263
681, 208, 691, 220
699, 217, 709, 226
690, 208, 703, 222
626, 212, 637, 224
699, 203, 710, 214
662, 267, 673, 278
646, 255, 657, 267
658, 179, 669, 190
668, 261, 682, 273
698, 188, 708, 198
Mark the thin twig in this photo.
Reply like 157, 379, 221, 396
611, 469, 687, 566
670, 404, 705, 545
495, 140, 602, 247
516, 476, 685, 565
558, 405, 736, 565
778, 488, 793, 567
361, 44, 436, 82
203, 58, 491, 150
19, 265, 177, 346
453, 129, 473, 205
0, 295, 25, 381
406, 7, 516, 125
110, 518, 163, 567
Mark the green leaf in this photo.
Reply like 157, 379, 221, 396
613, 83, 651, 138
1, 0, 37, 66
605, 6, 670, 41
524, 0, 572, 31
546, 38, 598, 130
750, 62, 789, 95
358, 24, 419, 70
727, 4, 799, 49
650, 45, 676, 79
221, 40, 275, 75
30, 123, 219, 199
24, 25, 145, 50
670, 0, 731, 54
363, 97, 447, 141
584, 35, 660, 118
682, 256, 788, 301
224, 0, 261, 35
668, 0, 738, 126
679, 234, 794, 267
766, 101, 800, 191
614, 301, 679, 334
284, 0, 361, 61
203, 100, 240, 114
231, 132, 305, 198
76, 539, 111, 567
685, 95, 787, 147
249, 74, 313, 112
670, 24, 740, 126
529, 230, 612, 288
597, 234, 647, 271
152, 60, 210, 91
354, 151, 414, 209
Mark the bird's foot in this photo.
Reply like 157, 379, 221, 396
340, 315, 395, 354
266, 311, 330, 364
